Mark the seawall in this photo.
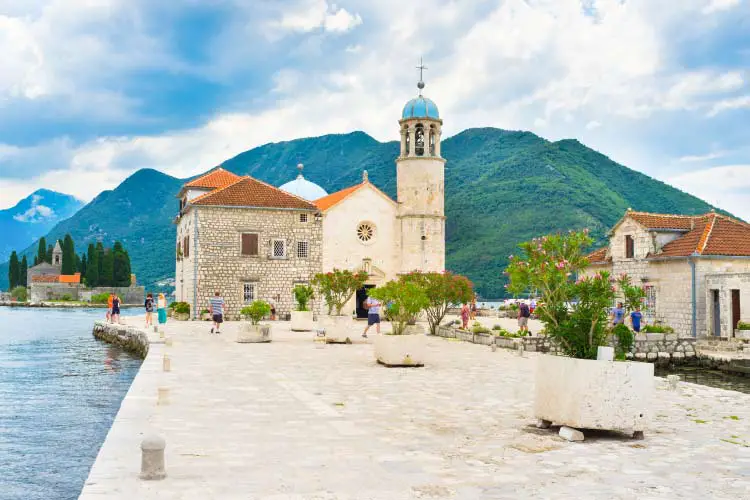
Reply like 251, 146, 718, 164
92, 321, 151, 358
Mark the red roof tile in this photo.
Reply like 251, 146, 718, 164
586, 247, 611, 264
184, 168, 241, 190
31, 275, 60, 283
314, 183, 365, 211
627, 211, 701, 231
191, 176, 317, 210
650, 212, 750, 258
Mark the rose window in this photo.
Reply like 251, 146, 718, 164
357, 222, 375, 243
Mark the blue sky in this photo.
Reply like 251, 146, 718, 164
1, 0, 749, 219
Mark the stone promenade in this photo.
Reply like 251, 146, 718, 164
80, 318, 750, 499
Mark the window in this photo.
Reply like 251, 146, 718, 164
429, 128, 436, 156
183, 236, 190, 258
405, 128, 411, 155
357, 222, 375, 243
625, 235, 634, 259
415, 123, 425, 156
299, 213, 308, 223
272, 239, 286, 258
241, 233, 259, 256
243, 283, 256, 304
176, 241, 182, 259
297, 241, 309, 258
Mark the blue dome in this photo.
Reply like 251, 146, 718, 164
279, 174, 328, 201
402, 96, 439, 120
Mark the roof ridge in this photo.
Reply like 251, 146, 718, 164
190, 176, 248, 204
184, 167, 240, 187
248, 175, 318, 207
712, 212, 750, 228
629, 210, 699, 219
315, 182, 366, 211
696, 213, 717, 255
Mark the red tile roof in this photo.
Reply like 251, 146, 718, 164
184, 168, 241, 190
649, 212, 750, 258
626, 211, 701, 231
586, 247, 611, 264
191, 176, 317, 210
31, 275, 60, 283
314, 183, 365, 211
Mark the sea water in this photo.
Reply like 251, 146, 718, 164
0, 307, 142, 500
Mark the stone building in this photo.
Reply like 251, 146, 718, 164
585, 210, 750, 338
175, 76, 447, 320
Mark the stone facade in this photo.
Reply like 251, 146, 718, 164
705, 272, 750, 338
176, 206, 322, 320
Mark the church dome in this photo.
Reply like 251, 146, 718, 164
279, 164, 328, 201
402, 96, 439, 120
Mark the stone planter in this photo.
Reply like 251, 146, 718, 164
321, 315, 354, 343
167, 309, 174, 318
374, 326, 426, 367
173, 312, 190, 321
291, 311, 314, 332
534, 354, 653, 438
735, 329, 750, 340
236, 323, 272, 343
200, 313, 211, 321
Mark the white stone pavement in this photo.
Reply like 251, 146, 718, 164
80, 317, 750, 500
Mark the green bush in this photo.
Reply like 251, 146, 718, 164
10, 286, 27, 302
168, 301, 177, 309
200, 309, 210, 315
293, 284, 314, 312
472, 323, 491, 334
368, 280, 429, 335
90, 292, 109, 304
642, 324, 674, 333
737, 321, 750, 330
240, 300, 271, 325
172, 302, 190, 315
612, 323, 634, 356
58, 294, 74, 301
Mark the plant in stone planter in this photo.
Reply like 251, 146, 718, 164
200, 309, 211, 321
400, 271, 474, 336
172, 302, 191, 320
642, 324, 674, 333
506, 230, 653, 440
237, 301, 272, 343
291, 285, 315, 331
241, 301, 271, 325
738, 321, 750, 330
312, 269, 368, 316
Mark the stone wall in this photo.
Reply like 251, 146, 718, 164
29, 284, 145, 304
92, 321, 149, 358
177, 205, 323, 320
705, 271, 750, 338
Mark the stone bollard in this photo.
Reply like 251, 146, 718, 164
153, 325, 158, 333
667, 374, 680, 390
491, 343, 497, 352
163, 355, 171, 372
165, 337, 173, 347
597, 346, 614, 361
140, 435, 166, 480
517, 343, 524, 357
159, 329, 165, 340
157, 386, 170, 406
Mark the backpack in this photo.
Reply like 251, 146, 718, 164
520, 303, 530, 318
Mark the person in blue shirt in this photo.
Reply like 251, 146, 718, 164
630, 305, 643, 333
611, 302, 625, 326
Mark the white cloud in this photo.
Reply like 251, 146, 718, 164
585, 120, 602, 130
702, 0, 742, 14
707, 95, 750, 117
275, 0, 362, 34
12, 192, 56, 222
677, 151, 726, 162
670, 165, 750, 220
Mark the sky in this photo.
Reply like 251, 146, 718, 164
1, 0, 749, 219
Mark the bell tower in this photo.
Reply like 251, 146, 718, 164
397, 59, 446, 273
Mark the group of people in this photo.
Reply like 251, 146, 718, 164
143, 293, 168, 327
611, 302, 644, 332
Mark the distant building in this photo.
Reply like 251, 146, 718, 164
585, 210, 750, 338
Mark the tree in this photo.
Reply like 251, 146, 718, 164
10, 286, 27, 302
20, 256, 28, 287
86, 244, 99, 287
46, 244, 53, 264
100, 248, 114, 287
400, 271, 474, 335
37, 237, 47, 265
61, 234, 76, 275
80, 252, 87, 282
8, 251, 19, 291
311, 269, 368, 315
112, 242, 131, 287
96, 242, 104, 278
368, 280, 429, 335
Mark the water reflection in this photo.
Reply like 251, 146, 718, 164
656, 366, 750, 395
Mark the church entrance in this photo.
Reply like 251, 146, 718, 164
355, 285, 375, 319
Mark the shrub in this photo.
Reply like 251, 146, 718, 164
492, 324, 503, 330
59, 294, 73, 301
293, 284, 315, 312
736, 321, 750, 330
90, 292, 109, 304
168, 301, 177, 309
642, 324, 674, 333
10, 286, 27, 302
472, 324, 490, 334
368, 280, 429, 335
399, 271, 474, 335
240, 300, 271, 325
612, 323, 634, 356
200, 309, 210, 315
312, 269, 368, 316
172, 302, 190, 315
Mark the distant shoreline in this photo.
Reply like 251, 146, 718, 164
0, 301, 142, 309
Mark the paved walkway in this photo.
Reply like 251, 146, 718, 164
80, 318, 750, 499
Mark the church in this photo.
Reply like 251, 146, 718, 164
174, 77, 446, 319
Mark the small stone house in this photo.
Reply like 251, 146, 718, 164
585, 210, 750, 338
174, 169, 323, 319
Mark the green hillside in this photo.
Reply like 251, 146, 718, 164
1, 128, 716, 298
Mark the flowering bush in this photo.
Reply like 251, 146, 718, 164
368, 280, 429, 335
400, 271, 474, 335
312, 269, 368, 315
505, 230, 617, 359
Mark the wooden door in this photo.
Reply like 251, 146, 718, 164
731, 289, 741, 336
712, 290, 721, 337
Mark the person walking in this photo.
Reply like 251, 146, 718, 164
518, 301, 531, 335
157, 293, 168, 325
470, 299, 477, 320
111, 294, 121, 324
361, 295, 382, 338
106, 293, 114, 323
460, 303, 470, 330
630, 305, 643, 333
209, 291, 225, 334
611, 302, 625, 326
144, 293, 155, 328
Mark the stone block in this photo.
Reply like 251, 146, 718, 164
559, 426, 584, 442
374, 333, 425, 367
647, 352, 657, 361
646, 333, 664, 342
635, 334, 648, 342
671, 352, 685, 360
635, 353, 647, 360
684, 351, 696, 357
657, 352, 670, 360
665, 334, 678, 342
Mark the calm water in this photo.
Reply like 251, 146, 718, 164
656, 366, 750, 395
0, 307, 142, 500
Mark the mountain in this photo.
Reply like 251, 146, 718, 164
0, 128, 716, 298
0, 189, 84, 262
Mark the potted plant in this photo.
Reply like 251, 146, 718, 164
368, 280, 429, 367
200, 309, 211, 321
400, 271, 474, 336
312, 269, 367, 343
735, 321, 750, 340
172, 302, 191, 321
290, 284, 315, 332
506, 230, 653, 440
237, 300, 272, 343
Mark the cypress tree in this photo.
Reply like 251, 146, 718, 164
46, 244, 53, 264
37, 237, 47, 265
100, 248, 114, 287
20, 255, 28, 287
8, 251, 19, 291
86, 244, 99, 287
124, 250, 132, 286
96, 242, 104, 278
112, 242, 127, 287
80, 252, 87, 282
61, 234, 75, 275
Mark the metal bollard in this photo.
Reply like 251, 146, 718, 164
163, 355, 171, 372
140, 435, 166, 480
157, 386, 170, 406
667, 374, 680, 390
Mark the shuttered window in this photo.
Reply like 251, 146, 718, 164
625, 235, 634, 259
183, 236, 190, 258
241, 233, 259, 256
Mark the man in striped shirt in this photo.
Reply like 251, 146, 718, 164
209, 291, 225, 334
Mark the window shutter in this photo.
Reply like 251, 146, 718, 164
242, 233, 259, 256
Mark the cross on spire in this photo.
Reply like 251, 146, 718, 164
416, 57, 427, 95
